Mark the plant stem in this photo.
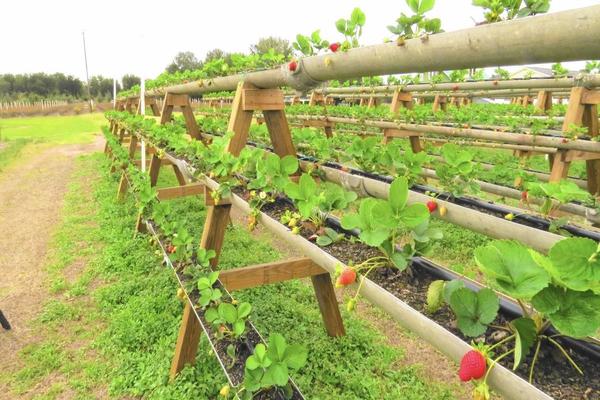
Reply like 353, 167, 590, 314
529, 340, 542, 383
546, 336, 584, 376
487, 334, 515, 353
483, 348, 515, 383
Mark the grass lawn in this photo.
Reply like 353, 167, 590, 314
0, 113, 105, 145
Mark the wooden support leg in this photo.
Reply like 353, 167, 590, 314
549, 151, 570, 182
311, 273, 345, 337
263, 110, 297, 158
172, 165, 187, 185
116, 174, 129, 201
117, 135, 138, 200
409, 136, 423, 153
169, 302, 202, 381
200, 203, 233, 267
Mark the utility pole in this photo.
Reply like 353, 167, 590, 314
82, 31, 93, 112
113, 78, 117, 108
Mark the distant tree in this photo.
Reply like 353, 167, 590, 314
204, 48, 226, 63
166, 51, 202, 73
250, 36, 292, 57
122, 74, 141, 90
88, 75, 116, 100
0, 72, 84, 101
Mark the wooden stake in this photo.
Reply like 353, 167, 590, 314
169, 301, 202, 381
311, 273, 346, 337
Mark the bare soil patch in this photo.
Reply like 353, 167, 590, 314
0, 136, 103, 398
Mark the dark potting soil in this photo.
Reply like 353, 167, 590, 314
254, 194, 600, 400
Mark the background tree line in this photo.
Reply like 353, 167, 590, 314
0, 73, 141, 103
165, 36, 292, 73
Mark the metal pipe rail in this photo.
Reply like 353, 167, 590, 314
326, 89, 572, 99
316, 75, 600, 95
146, 6, 600, 97
294, 114, 600, 153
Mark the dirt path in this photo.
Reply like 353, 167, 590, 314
0, 136, 103, 390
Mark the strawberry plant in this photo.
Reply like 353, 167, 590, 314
428, 237, 600, 395
384, 143, 430, 185
284, 173, 323, 220
335, 8, 366, 51
387, 0, 442, 41
316, 227, 345, 246
292, 30, 330, 56
435, 143, 480, 197
473, 0, 550, 23
551, 62, 569, 77
197, 270, 222, 308
527, 179, 592, 217
171, 227, 195, 263
247, 152, 298, 229
242, 333, 308, 399
341, 177, 433, 269
205, 301, 253, 339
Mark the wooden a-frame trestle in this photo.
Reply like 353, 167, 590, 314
547, 87, 600, 194
107, 82, 346, 383
169, 81, 345, 380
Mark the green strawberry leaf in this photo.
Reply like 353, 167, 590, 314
511, 317, 537, 370
450, 287, 499, 337
532, 286, 600, 338
474, 240, 550, 299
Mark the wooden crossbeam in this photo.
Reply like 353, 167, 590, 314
563, 150, 600, 162
242, 89, 285, 111
219, 258, 325, 291
582, 90, 600, 105
157, 182, 205, 201
383, 128, 423, 152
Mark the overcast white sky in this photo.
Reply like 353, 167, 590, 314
1, 0, 598, 81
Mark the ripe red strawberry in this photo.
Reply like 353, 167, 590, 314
336, 267, 357, 287
329, 42, 340, 52
288, 60, 298, 72
426, 200, 437, 213
521, 190, 528, 201
459, 350, 487, 382
452, 85, 460, 91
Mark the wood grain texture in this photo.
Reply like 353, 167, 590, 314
226, 82, 254, 156
311, 273, 346, 337
169, 302, 202, 381
219, 258, 325, 291
582, 90, 600, 105
200, 204, 232, 268
157, 182, 205, 201
242, 89, 285, 110
263, 110, 297, 158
